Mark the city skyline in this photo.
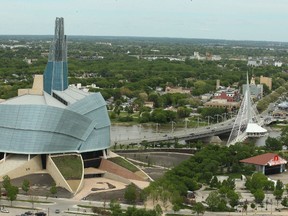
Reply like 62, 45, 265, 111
1, 0, 287, 42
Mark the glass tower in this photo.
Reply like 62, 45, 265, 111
44, 17, 68, 94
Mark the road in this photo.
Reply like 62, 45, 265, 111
0, 195, 96, 216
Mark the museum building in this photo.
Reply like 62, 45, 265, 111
0, 18, 111, 194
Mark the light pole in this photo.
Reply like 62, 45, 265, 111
215, 114, 222, 123
222, 113, 227, 121
205, 116, 214, 125
184, 118, 190, 132
156, 123, 160, 135
171, 121, 176, 133
139, 124, 142, 135
271, 198, 273, 215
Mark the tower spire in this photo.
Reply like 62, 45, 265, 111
43, 17, 68, 94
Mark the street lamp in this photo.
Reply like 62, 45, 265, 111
184, 118, 190, 132
222, 113, 227, 121
171, 121, 176, 133
155, 123, 160, 135
215, 114, 222, 123
205, 116, 214, 125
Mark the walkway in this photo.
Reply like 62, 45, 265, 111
73, 177, 127, 201
0, 154, 28, 176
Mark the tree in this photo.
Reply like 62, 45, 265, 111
172, 204, 180, 213
253, 189, 265, 204
281, 196, 288, 207
6, 185, 18, 206
2, 175, 11, 191
50, 183, 57, 197
148, 93, 161, 108
280, 125, 288, 145
193, 202, 205, 215
22, 179, 30, 194
210, 176, 219, 188
274, 180, 284, 206
245, 172, 268, 193
250, 202, 256, 211
154, 204, 163, 216
124, 184, 137, 204
206, 191, 221, 211
109, 200, 123, 216
227, 190, 240, 208
177, 106, 191, 118
265, 136, 282, 151
161, 189, 171, 211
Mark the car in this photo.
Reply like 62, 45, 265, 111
0, 209, 9, 213
55, 209, 60, 214
25, 211, 33, 215
35, 212, 46, 216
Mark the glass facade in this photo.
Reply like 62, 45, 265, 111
0, 17, 111, 155
0, 93, 110, 154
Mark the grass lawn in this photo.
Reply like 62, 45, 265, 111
52, 155, 83, 179
108, 157, 139, 173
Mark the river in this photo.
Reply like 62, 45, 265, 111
111, 124, 282, 146
110, 124, 175, 143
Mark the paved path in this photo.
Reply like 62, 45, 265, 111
72, 177, 127, 200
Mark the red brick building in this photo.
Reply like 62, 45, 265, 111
214, 88, 239, 102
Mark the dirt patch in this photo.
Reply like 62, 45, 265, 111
85, 186, 144, 205
7, 173, 73, 199
141, 167, 167, 180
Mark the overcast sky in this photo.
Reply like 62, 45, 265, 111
1, 0, 287, 42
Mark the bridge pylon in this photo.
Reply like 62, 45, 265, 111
227, 73, 267, 145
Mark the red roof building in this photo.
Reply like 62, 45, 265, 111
240, 153, 287, 175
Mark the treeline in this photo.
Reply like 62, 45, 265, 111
143, 133, 288, 212
1, 37, 288, 101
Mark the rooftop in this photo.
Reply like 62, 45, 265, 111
240, 153, 287, 166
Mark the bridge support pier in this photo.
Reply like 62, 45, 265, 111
203, 136, 222, 144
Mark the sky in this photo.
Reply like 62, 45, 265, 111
1, 0, 288, 42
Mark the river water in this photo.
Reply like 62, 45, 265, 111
111, 124, 175, 143
255, 128, 281, 146
111, 124, 282, 146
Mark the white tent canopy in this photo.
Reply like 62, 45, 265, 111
246, 123, 267, 133
245, 123, 267, 138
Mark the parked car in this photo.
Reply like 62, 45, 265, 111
35, 212, 46, 216
0, 208, 9, 213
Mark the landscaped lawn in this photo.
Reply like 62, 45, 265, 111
52, 155, 83, 179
